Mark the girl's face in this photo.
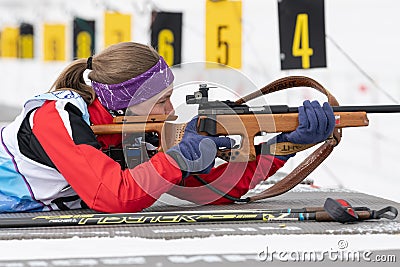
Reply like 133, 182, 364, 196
127, 85, 174, 116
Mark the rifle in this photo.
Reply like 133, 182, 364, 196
90, 76, 400, 201
90, 78, 400, 161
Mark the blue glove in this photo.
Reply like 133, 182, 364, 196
166, 117, 233, 178
267, 100, 335, 161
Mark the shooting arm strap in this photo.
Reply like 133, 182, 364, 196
236, 76, 342, 202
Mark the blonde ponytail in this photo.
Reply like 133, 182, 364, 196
49, 58, 95, 104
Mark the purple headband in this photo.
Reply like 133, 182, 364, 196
91, 56, 174, 110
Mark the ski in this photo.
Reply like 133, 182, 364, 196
0, 198, 397, 228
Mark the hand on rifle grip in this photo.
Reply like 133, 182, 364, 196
166, 117, 234, 178
286, 100, 335, 144
264, 100, 335, 161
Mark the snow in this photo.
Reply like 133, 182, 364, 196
326, 221, 400, 235
0, 234, 398, 261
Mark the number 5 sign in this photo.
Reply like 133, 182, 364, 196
206, 0, 242, 69
278, 0, 326, 70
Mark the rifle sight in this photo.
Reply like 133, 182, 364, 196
186, 84, 218, 104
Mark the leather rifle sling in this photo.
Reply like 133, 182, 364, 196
236, 76, 342, 202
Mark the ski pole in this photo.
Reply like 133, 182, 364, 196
0, 199, 396, 228
0, 210, 339, 228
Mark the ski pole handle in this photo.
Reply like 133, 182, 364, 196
315, 210, 372, 222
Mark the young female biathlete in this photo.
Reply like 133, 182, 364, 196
0, 42, 335, 213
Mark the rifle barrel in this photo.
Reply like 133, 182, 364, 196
333, 105, 400, 113
271, 105, 400, 114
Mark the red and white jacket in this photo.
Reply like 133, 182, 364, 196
0, 90, 285, 213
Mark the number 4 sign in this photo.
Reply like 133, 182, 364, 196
278, 0, 326, 70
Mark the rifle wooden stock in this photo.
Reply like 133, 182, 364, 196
91, 115, 177, 135
200, 111, 368, 161
91, 115, 186, 151
90, 111, 368, 162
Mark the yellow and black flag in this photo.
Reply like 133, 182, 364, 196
205, 0, 242, 69
104, 12, 131, 48
0, 26, 19, 58
151, 12, 182, 66
19, 23, 34, 59
43, 23, 66, 61
278, 0, 326, 70
73, 17, 95, 59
